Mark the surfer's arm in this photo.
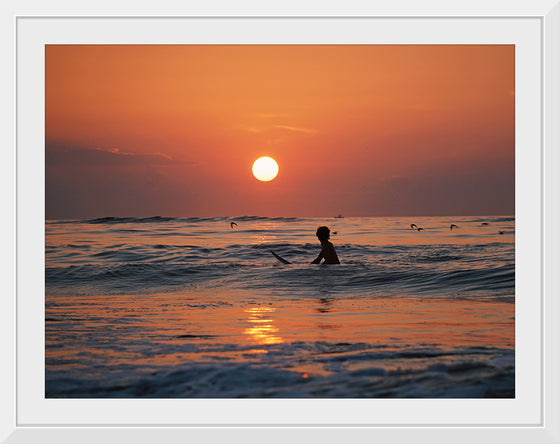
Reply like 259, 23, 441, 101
311, 251, 324, 264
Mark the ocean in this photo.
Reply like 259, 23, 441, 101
45, 215, 515, 398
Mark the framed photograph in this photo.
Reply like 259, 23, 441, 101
2, 1, 559, 443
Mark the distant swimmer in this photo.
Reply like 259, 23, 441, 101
499, 230, 504, 235
450, 224, 459, 230
335, 214, 344, 219
230, 222, 238, 229
410, 224, 418, 229
332, 231, 338, 235
417, 227, 424, 231
481, 222, 489, 226
312, 226, 340, 264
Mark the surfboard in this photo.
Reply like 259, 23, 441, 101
271, 250, 291, 264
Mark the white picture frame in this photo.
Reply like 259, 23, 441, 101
2, 1, 559, 443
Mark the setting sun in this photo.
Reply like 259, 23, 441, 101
252, 156, 279, 182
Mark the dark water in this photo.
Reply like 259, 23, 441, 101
45, 215, 515, 398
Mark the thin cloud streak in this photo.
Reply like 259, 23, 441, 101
46, 145, 194, 167
237, 123, 317, 135
272, 125, 317, 134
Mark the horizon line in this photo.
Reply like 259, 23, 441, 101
45, 213, 516, 221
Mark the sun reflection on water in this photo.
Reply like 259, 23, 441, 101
243, 306, 283, 345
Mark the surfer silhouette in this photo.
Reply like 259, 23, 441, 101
312, 226, 340, 264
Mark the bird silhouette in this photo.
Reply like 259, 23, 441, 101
230, 222, 238, 229
450, 224, 459, 230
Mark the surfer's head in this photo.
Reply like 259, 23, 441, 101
316, 226, 331, 242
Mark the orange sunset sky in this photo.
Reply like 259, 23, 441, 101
45, 45, 514, 219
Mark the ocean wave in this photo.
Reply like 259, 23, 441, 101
468, 216, 515, 223
45, 258, 514, 299
45, 216, 514, 300
85, 216, 173, 224
81, 216, 308, 225
45, 344, 514, 398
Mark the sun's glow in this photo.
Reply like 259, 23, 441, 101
252, 157, 279, 182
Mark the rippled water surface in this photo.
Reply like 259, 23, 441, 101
45, 215, 515, 398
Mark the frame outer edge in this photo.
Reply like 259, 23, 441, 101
544, 1, 560, 442
0, 0, 558, 17
0, 2, 17, 444
3, 2, 559, 443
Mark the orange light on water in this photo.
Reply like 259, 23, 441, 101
244, 306, 284, 345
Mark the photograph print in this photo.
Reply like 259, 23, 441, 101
45, 44, 515, 398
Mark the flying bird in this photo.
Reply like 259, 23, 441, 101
230, 222, 238, 229
410, 224, 418, 229
450, 224, 459, 230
